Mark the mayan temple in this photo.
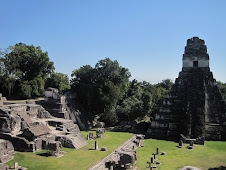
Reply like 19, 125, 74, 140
149, 37, 226, 143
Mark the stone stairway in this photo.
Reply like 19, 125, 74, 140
89, 135, 137, 170
71, 133, 88, 149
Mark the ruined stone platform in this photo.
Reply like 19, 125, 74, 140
0, 94, 87, 153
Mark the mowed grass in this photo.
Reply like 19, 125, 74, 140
136, 138, 226, 170
6, 131, 134, 170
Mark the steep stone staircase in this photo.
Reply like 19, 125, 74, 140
71, 133, 88, 149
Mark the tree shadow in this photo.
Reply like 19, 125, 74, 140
36, 152, 52, 157
208, 166, 226, 170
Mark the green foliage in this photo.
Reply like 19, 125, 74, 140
71, 58, 175, 125
153, 79, 174, 111
101, 106, 118, 125
31, 77, 45, 97
71, 65, 97, 112
18, 77, 45, 99
0, 43, 55, 99
71, 58, 131, 125
116, 78, 175, 124
155, 78, 174, 91
0, 74, 16, 97
217, 81, 226, 100
3, 43, 54, 80
20, 81, 32, 99
45, 72, 70, 92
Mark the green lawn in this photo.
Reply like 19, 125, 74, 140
6, 131, 134, 170
136, 138, 226, 170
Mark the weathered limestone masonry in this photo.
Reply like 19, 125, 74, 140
0, 139, 14, 163
148, 37, 226, 143
38, 88, 72, 120
0, 93, 87, 152
38, 88, 86, 130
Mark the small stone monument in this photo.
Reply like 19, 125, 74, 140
156, 147, 159, 155
178, 140, 183, 148
146, 161, 151, 169
100, 147, 108, 151
89, 133, 94, 139
150, 157, 154, 164
14, 162, 18, 170
161, 152, 166, 155
153, 153, 156, 160
188, 140, 194, 149
95, 141, 98, 150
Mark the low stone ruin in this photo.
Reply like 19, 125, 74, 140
109, 149, 137, 169
100, 147, 108, 151
11, 162, 27, 170
0, 139, 14, 163
118, 150, 136, 166
108, 135, 144, 169
133, 134, 144, 147
96, 128, 105, 138
0, 164, 9, 170
180, 134, 204, 145
96, 121, 105, 128
46, 141, 64, 157
0, 93, 87, 154
86, 128, 106, 140
180, 166, 202, 170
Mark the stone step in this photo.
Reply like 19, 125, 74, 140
71, 134, 88, 149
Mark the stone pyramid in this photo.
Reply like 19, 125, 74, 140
148, 37, 226, 142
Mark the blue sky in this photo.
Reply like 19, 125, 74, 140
1, 1, 226, 83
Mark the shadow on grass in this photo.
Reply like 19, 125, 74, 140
88, 148, 96, 150
208, 166, 226, 170
36, 152, 52, 157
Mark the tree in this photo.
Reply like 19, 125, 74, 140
0, 43, 55, 98
45, 72, 70, 92
71, 58, 131, 125
3, 43, 54, 80
117, 80, 155, 122
155, 79, 174, 91
153, 79, 174, 109
71, 65, 95, 112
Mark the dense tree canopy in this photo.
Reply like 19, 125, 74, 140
71, 58, 131, 125
45, 72, 70, 92
2, 43, 54, 80
0, 43, 55, 99
71, 58, 174, 125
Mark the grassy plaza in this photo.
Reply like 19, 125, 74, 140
137, 138, 226, 170
5, 131, 226, 170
